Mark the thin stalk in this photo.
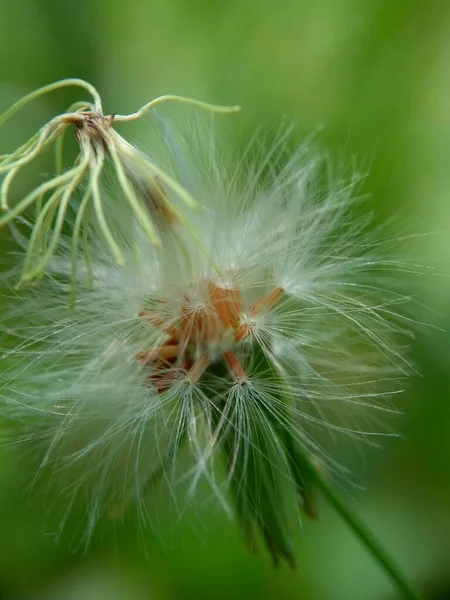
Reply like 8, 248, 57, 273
290, 443, 425, 600
18, 187, 65, 283
90, 149, 125, 266
0, 131, 41, 166
106, 138, 161, 246
113, 94, 240, 123
81, 201, 93, 283
23, 156, 89, 281
55, 101, 92, 174
69, 180, 94, 310
35, 191, 44, 219
265, 350, 425, 599
37, 189, 63, 254
0, 121, 70, 176
0, 167, 76, 226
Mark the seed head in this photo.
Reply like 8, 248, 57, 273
0, 119, 414, 563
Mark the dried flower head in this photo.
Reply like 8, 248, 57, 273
0, 117, 414, 566
0, 78, 240, 301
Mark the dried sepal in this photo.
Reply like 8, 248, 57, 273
0, 78, 240, 296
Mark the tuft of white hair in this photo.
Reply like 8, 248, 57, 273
0, 119, 416, 551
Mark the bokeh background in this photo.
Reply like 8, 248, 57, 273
1, 1, 450, 599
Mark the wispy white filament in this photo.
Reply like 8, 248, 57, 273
0, 120, 417, 546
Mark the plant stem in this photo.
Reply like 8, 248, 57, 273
303, 457, 425, 600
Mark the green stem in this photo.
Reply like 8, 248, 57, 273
113, 94, 240, 123
300, 453, 425, 600
265, 350, 424, 598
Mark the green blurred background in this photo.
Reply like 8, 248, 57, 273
1, 1, 450, 598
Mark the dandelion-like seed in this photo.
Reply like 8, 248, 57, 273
0, 78, 240, 300
0, 108, 425, 598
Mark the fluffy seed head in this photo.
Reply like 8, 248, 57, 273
0, 118, 415, 562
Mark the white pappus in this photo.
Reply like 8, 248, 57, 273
0, 117, 416, 564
